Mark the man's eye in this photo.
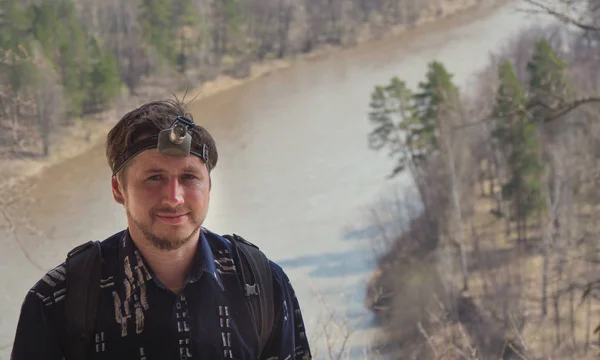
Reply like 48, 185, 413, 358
183, 174, 198, 180
147, 175, 162, 181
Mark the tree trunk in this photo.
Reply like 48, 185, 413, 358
10, 101, 19, 151
114, 1, 123, 69
541, 165, 562, 322
41, 109, 50, 157
277, 0, 292, 58
523, 216, 528, 242
516, 200, 522, 242
585, 293, 591, 354
570, 286, 575, 348
443, 122, 469, 292
541, 247, 548, 317
479, 165, 486, 197
473, 227, 490, 299
554, 293, 561, 346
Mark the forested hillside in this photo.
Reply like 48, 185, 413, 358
0, 0, 473, 164
364, 1, 600, 358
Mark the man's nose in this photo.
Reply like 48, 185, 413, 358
163, 178, 184, 207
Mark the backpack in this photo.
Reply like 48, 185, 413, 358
62, 232, 275, 360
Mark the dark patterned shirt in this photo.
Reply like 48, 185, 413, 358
11, 228, 312, 360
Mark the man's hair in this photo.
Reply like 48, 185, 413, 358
105, 99, 218, 176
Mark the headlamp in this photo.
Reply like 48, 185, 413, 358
157, 116, 196, 157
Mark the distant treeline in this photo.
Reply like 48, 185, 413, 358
0, 0, 455, 156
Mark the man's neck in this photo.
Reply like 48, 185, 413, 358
131, 232, 199, 295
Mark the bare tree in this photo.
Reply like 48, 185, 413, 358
32, 60, 64, 156
522, 0, 600, 33
276, 0, 294, 58
109, 0, 147, 92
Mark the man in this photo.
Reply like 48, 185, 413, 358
11, 99, 313, 360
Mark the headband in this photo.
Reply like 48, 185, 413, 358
112, 116, 210, 176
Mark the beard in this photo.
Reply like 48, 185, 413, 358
127, 206, 203, 251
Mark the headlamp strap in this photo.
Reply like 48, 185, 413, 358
112, 135, 209, 176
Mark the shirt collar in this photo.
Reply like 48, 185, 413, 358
187, 229, 224, 290
117, 228, 225, 303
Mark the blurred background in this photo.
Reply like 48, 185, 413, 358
3, 0, 600, 358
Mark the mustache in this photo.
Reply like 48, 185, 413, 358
152, 205, 189, 215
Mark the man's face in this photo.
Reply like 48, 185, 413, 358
112, 149, 211, 251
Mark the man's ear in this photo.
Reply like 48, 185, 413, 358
111, 176, 125, 205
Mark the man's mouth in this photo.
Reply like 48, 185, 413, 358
155, 213, 189, 224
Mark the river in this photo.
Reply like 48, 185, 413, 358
0, 1, 553, 358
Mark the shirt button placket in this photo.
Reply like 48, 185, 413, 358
176, 293, 192, 360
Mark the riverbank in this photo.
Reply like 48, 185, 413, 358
362, 9, 600, 358
0, 0, 507, 193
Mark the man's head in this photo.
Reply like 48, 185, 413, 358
106, 99, 218, 251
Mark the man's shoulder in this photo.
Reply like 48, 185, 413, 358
27, 230, 123, 303
27, 261, 69, 308
206, 229, 292, 273
203, 228, 276, 254
202, 227, 233, 249
203, 228, 272, 259
202, 228, 287, 272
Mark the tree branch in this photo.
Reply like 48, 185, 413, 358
0, 88, 36, 107
522, 0, 600, 32
541, 96, 600, 122
453, 96, 600, 132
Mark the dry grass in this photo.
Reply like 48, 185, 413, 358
367, 165, 600, 359
454, 176, 600, 359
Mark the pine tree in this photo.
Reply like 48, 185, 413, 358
368, 62, 462, 180
30, 0, 91, 117
368, 76, 420, 178
412, 61, 461, 153
527, 37, 571, 226
0, 0, 30, 51
492, 60, 544, 242
139, 0, 175, 63
85, 38, 121, 112
526, 39, 570, 317
0, 0, 37, 94
527, 37, 569, 123
173, 0, 201, 72
413, 60, 471, 290
225, 0, 243, 35
211, 0, 244, 58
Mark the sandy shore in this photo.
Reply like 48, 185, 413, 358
0, 0, 504, 193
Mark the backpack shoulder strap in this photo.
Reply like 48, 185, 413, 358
63, 240, 103, 360
224, 234, 275, 356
